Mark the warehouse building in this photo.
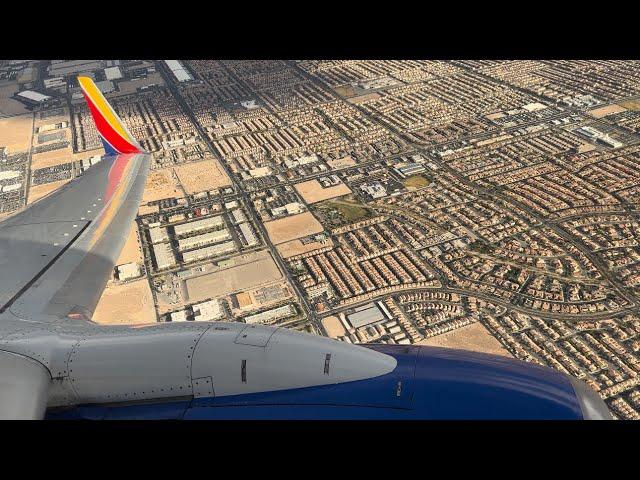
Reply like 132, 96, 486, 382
181, 241, 236, 263
174, 215, 224, 236
149, 226, 169, 243
192, 299, 224, 321
244, 304, 296, 325
152, 242, 176, 270
164, 60, 193, 82
238, 222, 258, 247
177, 229, 231, 251
347, 303, 386, 328
116, 262, 142, 281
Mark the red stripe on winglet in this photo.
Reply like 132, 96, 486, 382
81, 90, 141, 154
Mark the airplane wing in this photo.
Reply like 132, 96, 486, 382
0, 77, 150, 322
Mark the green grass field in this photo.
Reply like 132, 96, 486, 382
402, 174, 430, 189
316, 195, 372, 226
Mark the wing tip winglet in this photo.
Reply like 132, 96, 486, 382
77, 76, 146, 155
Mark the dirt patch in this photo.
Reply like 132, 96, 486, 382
173, 158, 231, 194
276, 237, 333, 258
115, 221, 143, 265
30, 146, 73, 170
416, 322, 511, 357
321, 315, 345, 338
347, 92, 381, 104
589, 104, 627, 118
333, 85, 358, 98
327, 156, 357, 170
27, 179, 71, 204
264, 211, 324, 245
142, 168, 182, 204
93, 278, 156, 325
0, 113, 32, 153
184, 250, 282, 302
294, 178, 351, 204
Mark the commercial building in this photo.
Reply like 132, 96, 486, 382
152, 242, 176, 270
181, 241, 236, 263
116, 262, 142, 281
149, 226, 169, 243
173, 215, 224, 236
394, 163, 426, 178
16, 90, 51, 105
164, 60, 193, 82
104, 66, 123, 81
244, 304, 296, 325
192, 299, 224, 321
238, 222, 258, 247
347, 303, 386, 328
177, 229, 231, 251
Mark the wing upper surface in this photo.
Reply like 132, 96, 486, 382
0, 153, 150, 321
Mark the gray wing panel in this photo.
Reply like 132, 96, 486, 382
0, 153, 150, 321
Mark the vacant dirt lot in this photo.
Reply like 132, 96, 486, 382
93, 278, 156, 325
327, 156, 357, 170
294, 179, 352, 204
589, 104, 627, 118
417, 322, 511, 357
174, 158, 231, 194
321, 315, 345, 338
264, 212, 324, 245
115, 221, 143, 265
141, 168, 182, 204
0, 113, 32, 153
27, 179, 71, 204
276, 237, 333, 258
184, 250, 283, 302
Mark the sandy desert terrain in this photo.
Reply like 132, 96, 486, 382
276, 236, 333, 259
589, 104, 627, 118
417, 322, 511, 357
263, 211, 324, 245
294, 178, 352, 204
321, 315, 346, 338
27, 179, 71, 204
173, 158, 231, 194
184, 250, 283, 302
141, 168, 182, 204
93, 278, 156, 325
0, 113, 33, 153
115, 221, 143, 265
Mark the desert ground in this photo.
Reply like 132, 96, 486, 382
321, 315, 346, 338
0, 113, 33, 153
263, 211, 325, 245
276, 236, 333, 259
93, 278, 156, 325
416, 322, 511, 357
141, 167, 182, 204
589, 104, 627, 118
115, 221, 143, 265
348, 92, 381, 104
173, 158, 231, 194
27, 179, 71, 204
327, 155, 357, 170
294, 178, 352, 204
184, 250, 283, 302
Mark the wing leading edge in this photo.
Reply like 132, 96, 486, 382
0, 77, 149, 322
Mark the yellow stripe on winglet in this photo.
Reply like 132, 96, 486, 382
78, 76, 134, 144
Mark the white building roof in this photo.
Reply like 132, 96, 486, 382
164, 60, 193, 82
17, 90, 51, 102
104, 66, 123, 80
